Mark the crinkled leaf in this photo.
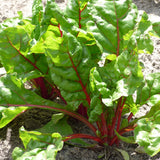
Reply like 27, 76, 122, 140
44, 30, 102, 109
123, 96, 138, 116
42, 0, 74, 34
136, 72, 160, 106
90, 67, 112, 107
12, 128, 63, 160
88, 95, 103, 123
126, 12, 153, 54
99, 52, 143, 101
134, 110, 160, 156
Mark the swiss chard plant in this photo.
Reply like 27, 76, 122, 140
0, 0, 160, 159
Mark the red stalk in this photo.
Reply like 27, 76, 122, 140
7, 36, 42, 72
67, 52, 91, 105
96, 121, 103, 137
79, 8, 82, 29
116, 98, 126, 132
58, 24, 63, 37
8, 104, 97, 136
78, 0, 82, 29
100, 113, 108, 143
109, 97, 123, 137
128, 112, 133, 122
77, 103, 88, 119
109, 124, 137, 146
64, 133, 103, 144
33, 77, 49, 99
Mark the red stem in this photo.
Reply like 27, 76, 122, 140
128, 112, 133, 122
109, 124, 137, 146
64, 133, 103, 144
77, 103, 88, 118
109, 97, 123, 137
58, 24, 63, 37
33, 77, 49, 99
116, 98, 126, 132
67, 52, 91, 105
78, 0, 82, 29
100, 113, 108, 143
8, 104, 97, 135
7, 36, 42, 72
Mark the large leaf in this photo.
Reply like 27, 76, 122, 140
0, 74, 66, 128
87, 0, 138, 56
12, 127, 63, 160
134, 110, 160, 156
87, 1, 153, 57
37, 10, 102, 109
0, 23, 48, 81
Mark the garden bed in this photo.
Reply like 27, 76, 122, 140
0, 0, 160, 159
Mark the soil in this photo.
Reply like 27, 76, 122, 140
0, 0, 160, 160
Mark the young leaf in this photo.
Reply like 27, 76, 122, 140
152, 21, 160, 37
134, 110, 160, 156
0, 106, 28, 128
115, 148, 130, 160
12, 127, 63, 160
32, 0, 43, 25
37, 113, 73, 136
115, 130, 135, 144
99, 52, 143, 101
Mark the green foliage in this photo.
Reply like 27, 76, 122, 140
0, 0, 160, 159
12, 127, 63, 160
134, 110, 160, 156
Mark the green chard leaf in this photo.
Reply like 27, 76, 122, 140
99, 52, 143, 101
87, 0, 138, 56
12, 127, 63, 160
86, 0, 153, 57
31, 0, 44, 40
64, 0, 91, 30
136, 72, 160, 107
0, 74, 66, 128
40, 22, 102, 109
134, 110, 160, 156
0, 25, 48, 81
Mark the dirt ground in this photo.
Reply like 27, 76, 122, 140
0, 0, 160, 160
